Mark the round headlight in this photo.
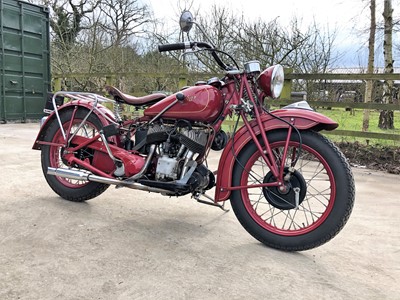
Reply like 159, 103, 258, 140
257, 64, 284, 99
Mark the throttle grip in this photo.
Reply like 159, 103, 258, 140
158, 42, 191, 52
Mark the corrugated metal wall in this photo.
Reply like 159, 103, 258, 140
0, 0, 50, 122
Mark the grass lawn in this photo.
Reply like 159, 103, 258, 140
125, 104, 400, 147
222, 107, 400, 147
317, 108, 400, 147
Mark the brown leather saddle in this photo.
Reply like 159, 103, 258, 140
105, 86, 166, 106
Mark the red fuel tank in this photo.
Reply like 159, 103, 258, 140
144, 85, 223, 123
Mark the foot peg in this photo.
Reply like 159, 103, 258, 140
193, 193, 229, 212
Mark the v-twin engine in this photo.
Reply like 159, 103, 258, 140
152, 126, 207, 179
135, 122, 214, 195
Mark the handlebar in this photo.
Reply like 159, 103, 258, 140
158, 42, 193, 52
158, 41, 229, 71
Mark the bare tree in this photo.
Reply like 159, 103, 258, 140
362, 0, 376, 132
235, 17, 311, 67
44, 0, 153, 92
44, 0, 100, 49
99, 0, 151, 47
175, 5, 337, 76
379, 0, 395, 129
185, 5, 239, 72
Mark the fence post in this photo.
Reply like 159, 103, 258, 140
104, 75, 115, 110
362, 79, 373, 131
53, 77, 61, 92
281, 68, 293, 100
178, 73, 188, 89
105, 75, 115, 88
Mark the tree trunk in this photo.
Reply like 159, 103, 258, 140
379, 0, 395, 130
379, 110, 394, 129
362, 0, 376, 132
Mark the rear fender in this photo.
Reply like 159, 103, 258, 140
214, 109, 338, 202
32, 100, 117, 150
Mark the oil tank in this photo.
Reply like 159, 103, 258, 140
0, 0, 50, 122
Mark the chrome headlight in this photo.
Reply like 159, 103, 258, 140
257, 64, 284, 99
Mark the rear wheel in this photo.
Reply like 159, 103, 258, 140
41, 109, 109, 202
230, 130, 355, 251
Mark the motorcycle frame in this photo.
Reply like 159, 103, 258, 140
33, 71, 338, 201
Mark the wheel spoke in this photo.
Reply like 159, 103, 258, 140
250, 189, 265, 210
50, 119, 100, 188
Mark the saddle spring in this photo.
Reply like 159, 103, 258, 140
114, 102, 123, 123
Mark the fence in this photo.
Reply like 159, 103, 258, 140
52, 71, 400, 143
282, 72, 400, 142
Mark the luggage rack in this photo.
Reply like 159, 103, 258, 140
50, 91, 117, 142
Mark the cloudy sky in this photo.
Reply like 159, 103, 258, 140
147, 0, 360, 27
145, 0, 399, 67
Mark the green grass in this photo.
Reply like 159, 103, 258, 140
221, 108, 400, 147
317, 108, 400, 147
123, 104, 400, 147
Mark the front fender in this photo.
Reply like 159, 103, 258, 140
214, 109, 338, 202
32, 100, 116, 150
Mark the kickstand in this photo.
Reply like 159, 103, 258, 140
194, 193, 230, 212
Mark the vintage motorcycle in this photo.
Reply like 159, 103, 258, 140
33, 11, 354, 251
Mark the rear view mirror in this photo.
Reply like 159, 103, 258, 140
180, 11, 194, 33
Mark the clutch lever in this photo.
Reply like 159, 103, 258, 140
178, 48, 204, 60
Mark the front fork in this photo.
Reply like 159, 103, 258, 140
240, 110, 295, 187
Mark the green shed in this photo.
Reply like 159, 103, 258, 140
0, 0, 50, 122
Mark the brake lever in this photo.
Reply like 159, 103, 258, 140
178, 48, 203, 60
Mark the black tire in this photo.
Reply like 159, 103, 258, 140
41, 109, 110, 202
230, 130, 355, 251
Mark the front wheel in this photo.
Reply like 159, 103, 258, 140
230, 130, 355, 251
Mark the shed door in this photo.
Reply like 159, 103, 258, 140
0, 0, 50, 122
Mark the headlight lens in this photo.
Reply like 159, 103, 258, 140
257, 64, 284, 99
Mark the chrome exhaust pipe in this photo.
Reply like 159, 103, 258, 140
47, 167, 170, 194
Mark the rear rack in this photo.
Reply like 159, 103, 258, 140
49, 91, 115, 110
50, 91, 117, 142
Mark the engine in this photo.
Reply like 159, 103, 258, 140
134, 121, 214, 195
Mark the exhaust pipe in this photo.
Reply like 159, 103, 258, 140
47, 167, 170, 194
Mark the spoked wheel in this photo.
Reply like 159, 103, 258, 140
41, 109, 109, 202
230, 130, 355, 251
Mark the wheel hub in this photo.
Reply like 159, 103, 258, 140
263, 167, 307, 210
60, 146, 94, 167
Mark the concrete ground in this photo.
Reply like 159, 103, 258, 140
0, 123, 399, 300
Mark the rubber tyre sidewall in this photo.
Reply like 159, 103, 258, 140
41, 109, 110, 202
230, 130, 355, 251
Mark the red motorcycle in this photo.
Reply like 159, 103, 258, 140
33, 11, 354, 251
